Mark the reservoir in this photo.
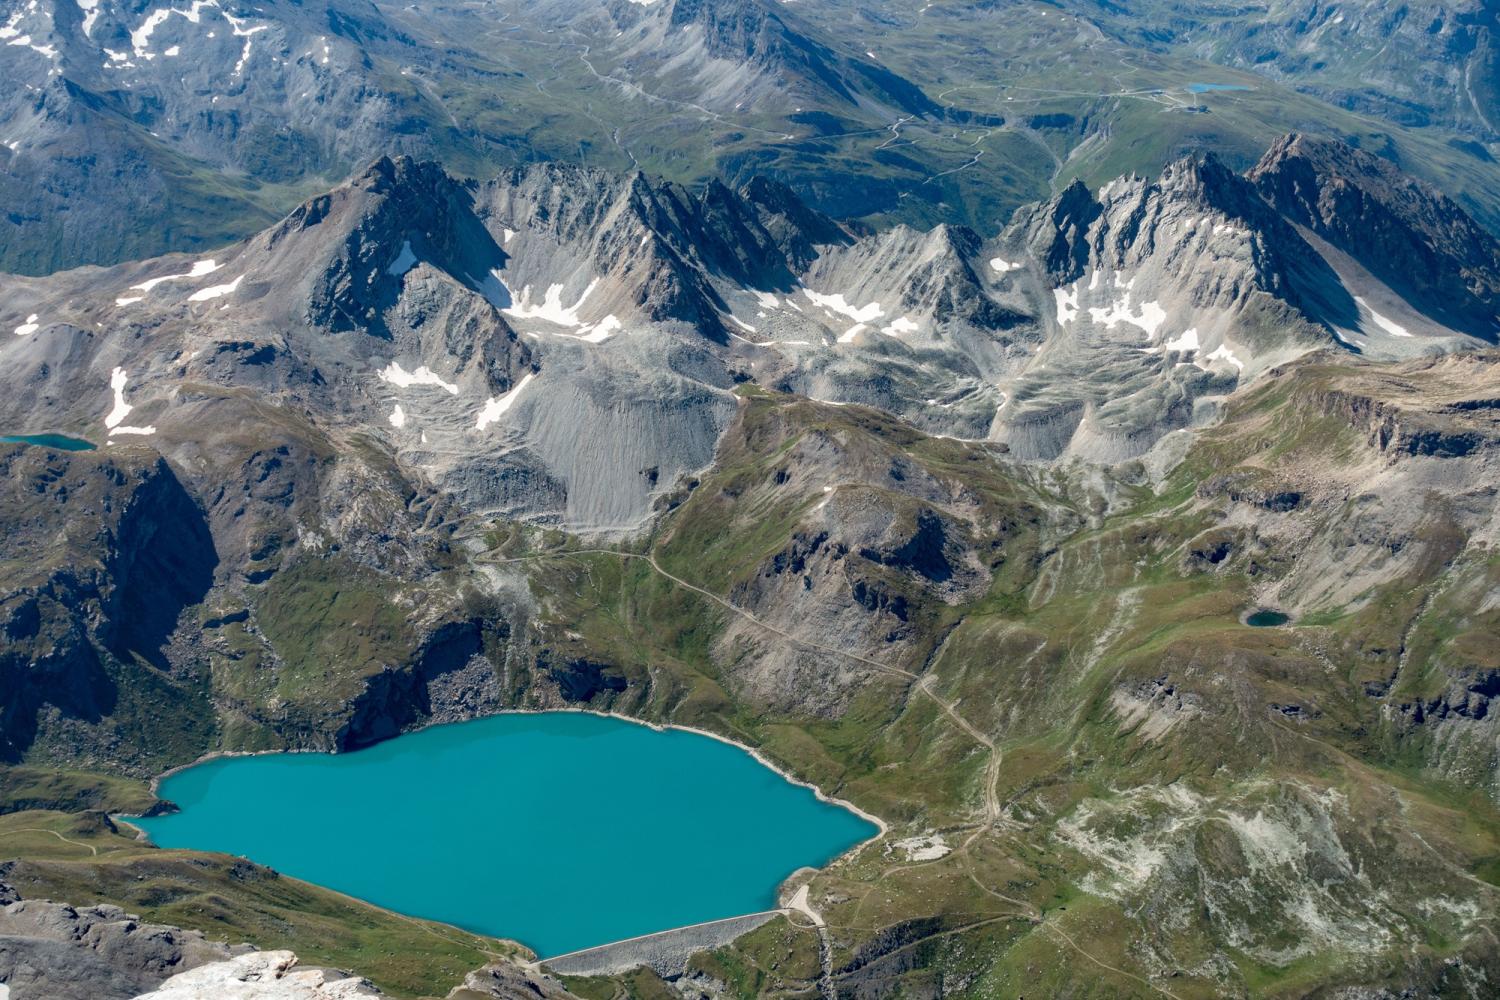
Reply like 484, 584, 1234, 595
133, 712, 878, 958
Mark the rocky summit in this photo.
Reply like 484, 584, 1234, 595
1, 2, 1499, 999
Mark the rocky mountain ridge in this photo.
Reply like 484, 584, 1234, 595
5, 135, 1493, 536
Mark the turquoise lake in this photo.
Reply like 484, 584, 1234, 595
1, 433, 96, 451
133, 712, 877, 957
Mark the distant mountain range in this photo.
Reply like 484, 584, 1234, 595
4, 0, 1500, 276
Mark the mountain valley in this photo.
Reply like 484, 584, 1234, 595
1, 2, 1499, 998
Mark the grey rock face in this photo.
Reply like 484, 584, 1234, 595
1251, 133, 1500, 341
0, 892, 245, 1000
0, 0, 444, 274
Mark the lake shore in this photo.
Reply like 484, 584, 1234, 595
137, 706, 890, 848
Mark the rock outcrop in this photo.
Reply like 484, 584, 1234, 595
128, 951, 381, 1000
0, 893, 245, 1000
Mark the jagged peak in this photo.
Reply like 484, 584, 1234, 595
1250, 132, 1500, 340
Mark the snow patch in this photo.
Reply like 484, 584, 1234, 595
988, 257, 1020, 273
13, 313, 39, 336
388, 404, 406, 428
1205, 344, 1244, 370
131, 1, 219, 59
1053, 283, 1080, 325
187, 274, 243, 301
565, 315, 621, 343
504, 279, 599, 328
223, 10, 266, 76
379, 362, 459, 395
1160, 327, 1199, 352
802, 289, 884, 324
881, 316, 919, 336
1354, 296, 1414, 337
131, 258, 222, 293
475, 371, 535, 430
8, 33, 58, 58
104, 367, 155, 435
1088, 296, 1167, 338
78, 0, 100, 36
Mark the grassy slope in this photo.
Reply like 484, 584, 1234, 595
0, 809, 520, 1000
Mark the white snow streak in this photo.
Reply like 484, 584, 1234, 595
186, 274, 242, 301
1205, 344, 1244, 370
475, 371, 535, 430
1354, 297, 1414, 337
1160, 328, 1199, 352
104, 368, 156, 435
130, 258, 222, 293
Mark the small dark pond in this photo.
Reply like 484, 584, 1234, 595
1246, 610, 1291, 627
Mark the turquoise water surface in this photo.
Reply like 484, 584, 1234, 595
134, 712, 877, 957
1, 433, 96, 450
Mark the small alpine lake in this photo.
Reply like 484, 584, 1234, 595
133, 712, 879, 958
1186, 82, 1252, 94
1, 433, 96, 451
